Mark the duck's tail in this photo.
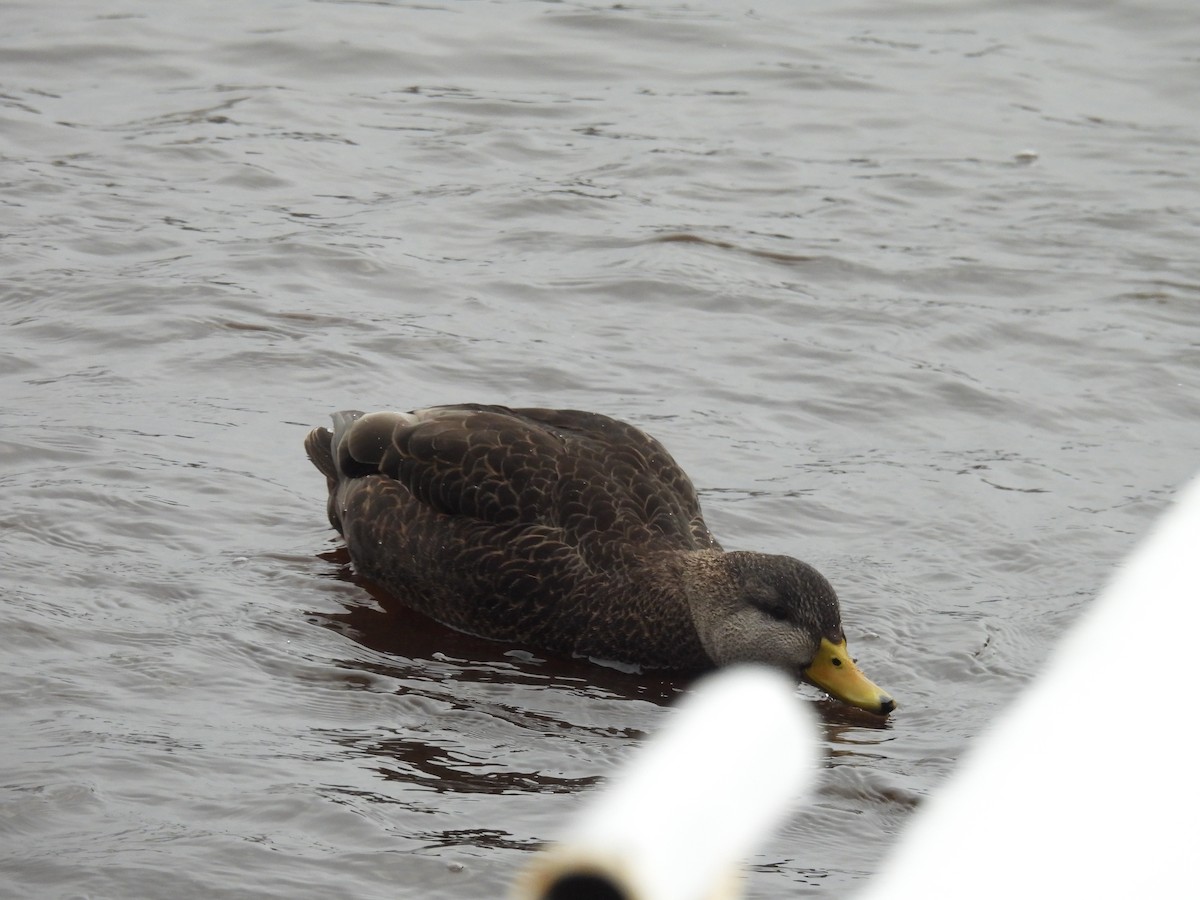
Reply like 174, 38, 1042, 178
304, 410, 366, 480
304, 427, 336, 480
305, 411, 367, 533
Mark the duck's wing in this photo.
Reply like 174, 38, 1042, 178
331, 405, 720, 557
513, 407, 720, 551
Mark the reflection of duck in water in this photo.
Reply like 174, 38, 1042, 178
305, 404, 894, 716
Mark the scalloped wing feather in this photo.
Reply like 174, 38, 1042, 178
324, 405, 720, 561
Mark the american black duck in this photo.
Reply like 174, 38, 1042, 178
305, 404, 894, 715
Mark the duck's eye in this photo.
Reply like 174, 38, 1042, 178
759, 605, 790, 622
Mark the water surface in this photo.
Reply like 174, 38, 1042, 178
2, 1, 1198, 897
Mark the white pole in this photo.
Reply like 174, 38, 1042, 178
515, 665, 818, 900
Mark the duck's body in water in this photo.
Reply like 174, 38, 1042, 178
305, 404, 894, 716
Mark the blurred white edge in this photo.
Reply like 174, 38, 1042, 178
857, 471, 1200, 900
514, 665, 819, 900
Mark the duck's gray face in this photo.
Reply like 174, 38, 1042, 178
701, 552, 896, 716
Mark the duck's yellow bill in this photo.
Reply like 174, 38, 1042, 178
804, 637, 896, 716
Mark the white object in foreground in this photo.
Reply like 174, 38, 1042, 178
858, 472, 1200, 900
515, 665, 818, 900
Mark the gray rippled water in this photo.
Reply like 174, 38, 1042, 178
2, 1, 1198, 898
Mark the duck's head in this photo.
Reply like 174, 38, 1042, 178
688, 551, 895, 716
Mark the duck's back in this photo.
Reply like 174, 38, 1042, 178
304, 405, 720, 666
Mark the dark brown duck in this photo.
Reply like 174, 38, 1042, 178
305, 405, 894, 715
